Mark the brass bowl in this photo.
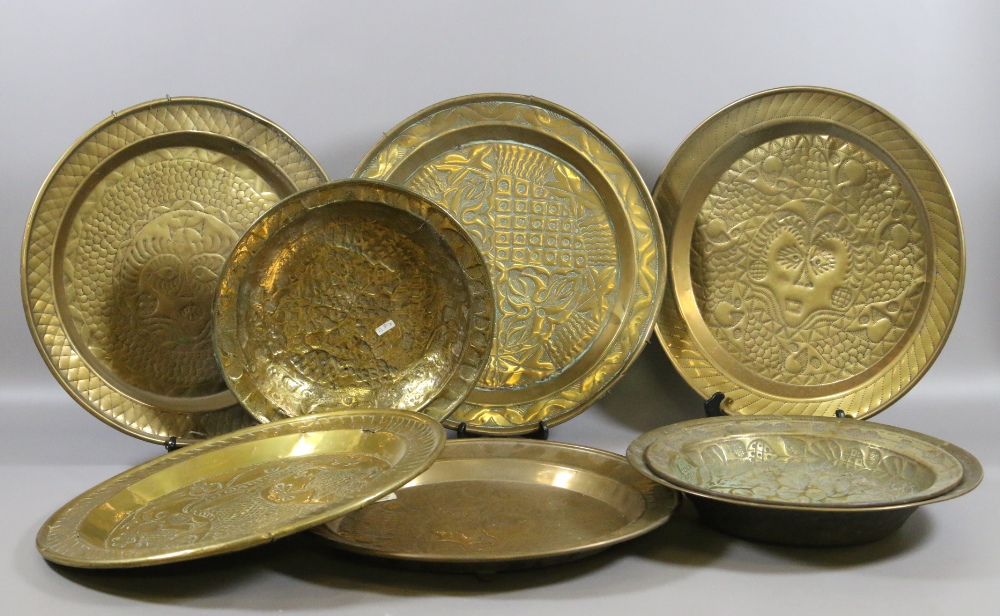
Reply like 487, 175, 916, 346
628, 417, 981, 547
214, 180, 494, 424
314, 439, 680, 572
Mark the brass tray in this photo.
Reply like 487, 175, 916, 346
214, 180, 494, 424
21, 97, 327, 444
653, 87, 964, 418
642, 416, 963, 508
314, 438, 679, 572
37, 409, 445, 568
628, 418, 982, 546
355, 94, 666, 434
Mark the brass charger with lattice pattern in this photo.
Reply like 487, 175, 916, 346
356, 94, 666, 435
653, 87, 964, 418
21, 98, 327, 444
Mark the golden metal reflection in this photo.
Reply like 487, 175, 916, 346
36, 410, 446, 568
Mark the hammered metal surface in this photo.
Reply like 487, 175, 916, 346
356, 94, 666, 434
214, 180, 494, 424
36, 410, 446, 568
642, 417, 963, 508
315, 439, 679, 571
22, 98, 327, 444
653, 87, 964, 418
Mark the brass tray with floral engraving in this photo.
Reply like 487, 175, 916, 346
355, 94, 667, 434
36, 409, 446, 568
627, 417, 981, 546
653, 87, 964, 418
214, 180, 494, 424
21, 98, 327, 444
314, 438, 679, 572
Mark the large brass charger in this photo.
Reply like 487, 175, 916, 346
653, 87, 964, 418
355, 94, 666, 434
214, 180, 494, 423
21, 97, 327, 444
628, 417, 981, 547
37, 410, 446, 568
314, 439, 679, 572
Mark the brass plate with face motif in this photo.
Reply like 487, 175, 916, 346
654, 87, 964, 418
36, 409, 446, 568
314, 438, 679, 572
214, 180, 494, 424
21, 98, 327, 444
356, 94, 666, 434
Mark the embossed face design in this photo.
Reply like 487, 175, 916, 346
124, 205, 240, 344
749, 199, 854, 327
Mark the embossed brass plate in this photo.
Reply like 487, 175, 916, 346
356, 94, 666, 434
642, 416, 963, 508
37, 410, 445, 568
21, 98, 327, 444
654, 87, 964, 418
627, 418, 982, 546
314, 439, 679, 572
214, 180, 494, 424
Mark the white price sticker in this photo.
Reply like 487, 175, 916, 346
375, 319, 396, 336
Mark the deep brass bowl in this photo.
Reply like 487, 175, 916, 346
37, 410, 446, 568
628, 417, 981, 547
214, 180, 494, 424
314, 439, 680, 572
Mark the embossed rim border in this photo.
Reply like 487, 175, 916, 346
354, 93, 667, 435
213, 179, 495, 424
641, 416, 964, 508
627, 416, 982, 514
653, 86, 965, 419
313, 438, 680, 569
21, 97, 328, 445
36, 409, 446, 568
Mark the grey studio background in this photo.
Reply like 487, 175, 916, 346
1, 2, 997, 614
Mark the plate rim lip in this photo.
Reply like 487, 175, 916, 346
627, 416, 982, 514
640, 415, 965, 509
213, 178, 496, 424
20, 96, 329, 445
313, 437, 681, 565
353, 92, 668, 435
652, 85, 966, 419
35, 409, 447, 569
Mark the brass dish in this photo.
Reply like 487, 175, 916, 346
628, 417, 982, 546
653, 87, 964, 418
355, 94, 666, 435
642, 416, 963, 508
314, 438, 680, 572
214, 180, 494, 424
37, 409, 445, 568
21, 97, 327, 444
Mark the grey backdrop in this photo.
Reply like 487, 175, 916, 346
2, 2, 997, 614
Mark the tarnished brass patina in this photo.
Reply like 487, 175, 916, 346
653, 87, 964, 418
36, 410, 446, 568
214, 180, 494, 424
628, 417, 981, 546
314, 438, 679, 572
642, 416, 963, 508
356, 94, 666, 434
21, 98, 327, 444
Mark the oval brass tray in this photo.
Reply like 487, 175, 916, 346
653, 87, 964, 418
355, 94, 666, 435
642, 416, 963, 508
214, 180, 494, 424
628, 418, 982, 546
36, 409, 446, 568
21, 97, 327, 444
314, 438, 679, 572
